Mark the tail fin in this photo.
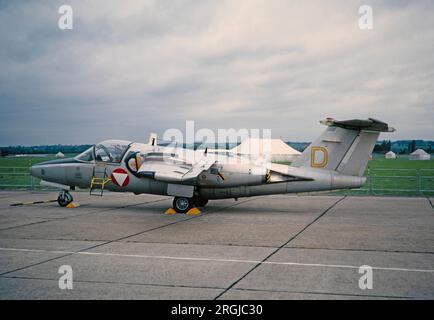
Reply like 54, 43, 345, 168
291, 118, 395, 177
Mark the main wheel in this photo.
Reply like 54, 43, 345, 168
58, 191, 73, 207
173, 197, 193, 213
193, 197, 208, 207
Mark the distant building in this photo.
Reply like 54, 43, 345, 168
385, 151, 396, 159
55, 152, 65, 158
409, 149, 430, 161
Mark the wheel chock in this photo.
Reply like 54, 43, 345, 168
165, 208, 177, 215
66, 202, 80, 208
186, 207, 201, 215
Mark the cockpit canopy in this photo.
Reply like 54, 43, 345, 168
75, 140, 132, 163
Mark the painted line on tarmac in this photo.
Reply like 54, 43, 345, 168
10, 200, 57, 207
214, 196, 347, 300
1, 247, 434, 274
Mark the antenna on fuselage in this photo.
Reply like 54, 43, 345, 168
147, 133, 157, 146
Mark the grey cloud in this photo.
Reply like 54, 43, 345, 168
0, 0, 433, 145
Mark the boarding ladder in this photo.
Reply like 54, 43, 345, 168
89, 165, 111, 196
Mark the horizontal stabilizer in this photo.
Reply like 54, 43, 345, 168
320, 117, 395, 132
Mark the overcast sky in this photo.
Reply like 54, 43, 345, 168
0, 0, 433, 145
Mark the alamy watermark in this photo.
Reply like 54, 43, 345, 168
58, 5, 73, 30
58, 265, 73, 290
359, 5, 373, 30
56, 5, 374, 32
358, 265, 373, 290
160, 121, 273, 165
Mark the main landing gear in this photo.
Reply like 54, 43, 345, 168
57, 190, 73, 207
172, 196, 209, 213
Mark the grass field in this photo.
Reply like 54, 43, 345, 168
325, 154, 434, 196
360, 154, 434, 196
0, 154, 77, 167
0, 153, 433, 196
367, 154, 434, 170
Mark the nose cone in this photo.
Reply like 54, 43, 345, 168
30, 164, 44, 179
29, 159, 62, 180
29, 158, 78, 184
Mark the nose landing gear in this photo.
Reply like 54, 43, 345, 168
57, 190, 73, 207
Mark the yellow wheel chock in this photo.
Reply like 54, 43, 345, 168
164, 207, 201, 215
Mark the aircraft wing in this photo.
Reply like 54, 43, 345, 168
137, 151, 216, 183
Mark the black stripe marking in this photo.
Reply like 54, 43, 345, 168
10, 199, 57, 207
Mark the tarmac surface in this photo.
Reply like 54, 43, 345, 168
0, 191, 433, 300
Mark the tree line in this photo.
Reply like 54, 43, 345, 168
0, 145, 92, 156
373, 140, 433, 154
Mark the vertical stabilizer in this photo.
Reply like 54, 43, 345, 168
291, 118, 395, 177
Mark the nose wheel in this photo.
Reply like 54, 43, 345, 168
58, 190, 73, 207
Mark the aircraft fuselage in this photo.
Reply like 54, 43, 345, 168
30, 141, 364, 200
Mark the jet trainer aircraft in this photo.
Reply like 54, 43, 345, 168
30, 118, 394, 213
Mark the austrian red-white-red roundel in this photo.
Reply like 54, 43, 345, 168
111, 168, 130, 187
